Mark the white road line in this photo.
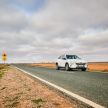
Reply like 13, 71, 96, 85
14, 66, 105, 108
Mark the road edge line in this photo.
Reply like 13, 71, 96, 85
14, 66, 105, 108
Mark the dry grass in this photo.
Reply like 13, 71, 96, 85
30, 62, 108, 72
88, 62, 108, 72
30, 63, 56, 68
0, 64, 9, 78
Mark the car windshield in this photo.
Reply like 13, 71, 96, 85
66, 55, 81, 59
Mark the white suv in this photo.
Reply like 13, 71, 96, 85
56, 54, 87, 71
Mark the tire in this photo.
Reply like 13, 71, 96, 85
65, 63, 70, 71
56, 63, 60, 70
82, 68, 86, 71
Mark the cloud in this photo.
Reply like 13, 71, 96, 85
0, 0, 108, 62
0, 8, 28, 32
78, 29, 108, 47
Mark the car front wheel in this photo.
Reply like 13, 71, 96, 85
81, 68, 86, 71
65, 63, 70, 71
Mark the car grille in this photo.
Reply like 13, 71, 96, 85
76, 63, 86, 65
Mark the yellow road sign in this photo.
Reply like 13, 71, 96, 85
2, 57, 7, 61
2, 53, 7, 62
2, 53, 7, 57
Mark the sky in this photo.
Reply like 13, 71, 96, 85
0, 0, 108, 63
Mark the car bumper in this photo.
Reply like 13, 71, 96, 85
69, 63, 87, 69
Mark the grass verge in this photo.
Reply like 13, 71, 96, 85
0, 64, 10, 79
31, 98, 46, 108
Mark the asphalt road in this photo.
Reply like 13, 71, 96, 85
14, 64, 108, 107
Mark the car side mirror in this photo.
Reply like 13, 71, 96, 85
62, 58, 66, 60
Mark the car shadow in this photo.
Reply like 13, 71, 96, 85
58, 68, 87, 72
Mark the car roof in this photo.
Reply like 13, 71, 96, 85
64, 54, 76, 56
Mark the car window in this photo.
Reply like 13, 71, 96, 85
74, 55, 81, 59
66, 55, 74, 59
66, 55, 81, 59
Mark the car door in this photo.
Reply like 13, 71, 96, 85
61, 55, 66, 67
58, 55, 63, 67
57, 56, 62, 67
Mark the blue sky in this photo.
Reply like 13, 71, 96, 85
0, 0, 108, 63
10, 0, 46, 13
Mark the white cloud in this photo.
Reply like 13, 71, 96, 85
0, 7, 28, 31
0, 0, 108, 63
78, 29, 108, 47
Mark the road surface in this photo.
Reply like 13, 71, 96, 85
14, 64, 108, 107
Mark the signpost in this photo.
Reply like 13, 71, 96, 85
2, 53, 7, 64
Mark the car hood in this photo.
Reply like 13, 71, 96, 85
67, 59, 87, 63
